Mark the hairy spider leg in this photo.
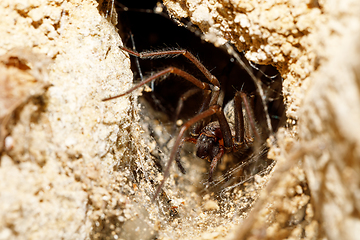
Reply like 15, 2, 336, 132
215, 107, 233, 150
232, 91, 261, 150
241, 93, 260, 141
119, 46, 220, 87
225, 43, 273, 136
102, 46, 221, 102
173, 88, 202, 133
208, 147, 225, 182
103, 47, 223, 142
162, 87, 203, 158
170, 87, 223, 175
102, 66, 210, 101
238, 92, 261, 142
234, 92, 245, 145
173, 136, 197, 174
190, 89, 212, 136
154, 105, 221, 199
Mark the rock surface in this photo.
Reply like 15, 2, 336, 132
1, 0, 359, 239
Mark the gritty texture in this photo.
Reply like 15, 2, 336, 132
1, 0, 360, 239
0, 0, 147, 239
299, 2, 360, 239
164, 0, 323, 121
163, 0, 360, 239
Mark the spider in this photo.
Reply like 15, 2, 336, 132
103, 46, 262, 199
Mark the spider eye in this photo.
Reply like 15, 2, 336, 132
196, 135, 215, 159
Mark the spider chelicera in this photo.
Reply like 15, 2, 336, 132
103, 46, 262, 199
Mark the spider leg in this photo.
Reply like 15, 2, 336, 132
234, 91, 245, 147
162, 88, 203, 149
103, 46, 221, 101
208, 147, 225, 182
154, 105, 221, 200
233, 91, 261, 149
240, 92, 261, 141
120, 46, 220, 87
215, 108, 233, 151
102, 66, 211, 101
174, 137, 197, 174
173, 88, 202, 133
190, 89, 212, 137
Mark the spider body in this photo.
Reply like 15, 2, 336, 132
195, 121, 224, 160
103, 46, 262, 199
176, 98, 256, 182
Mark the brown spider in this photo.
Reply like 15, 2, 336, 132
103, 46, 262, 199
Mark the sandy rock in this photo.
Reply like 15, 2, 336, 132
1, 0, 360, 239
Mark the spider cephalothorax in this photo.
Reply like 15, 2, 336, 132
196, 122, 222, 160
